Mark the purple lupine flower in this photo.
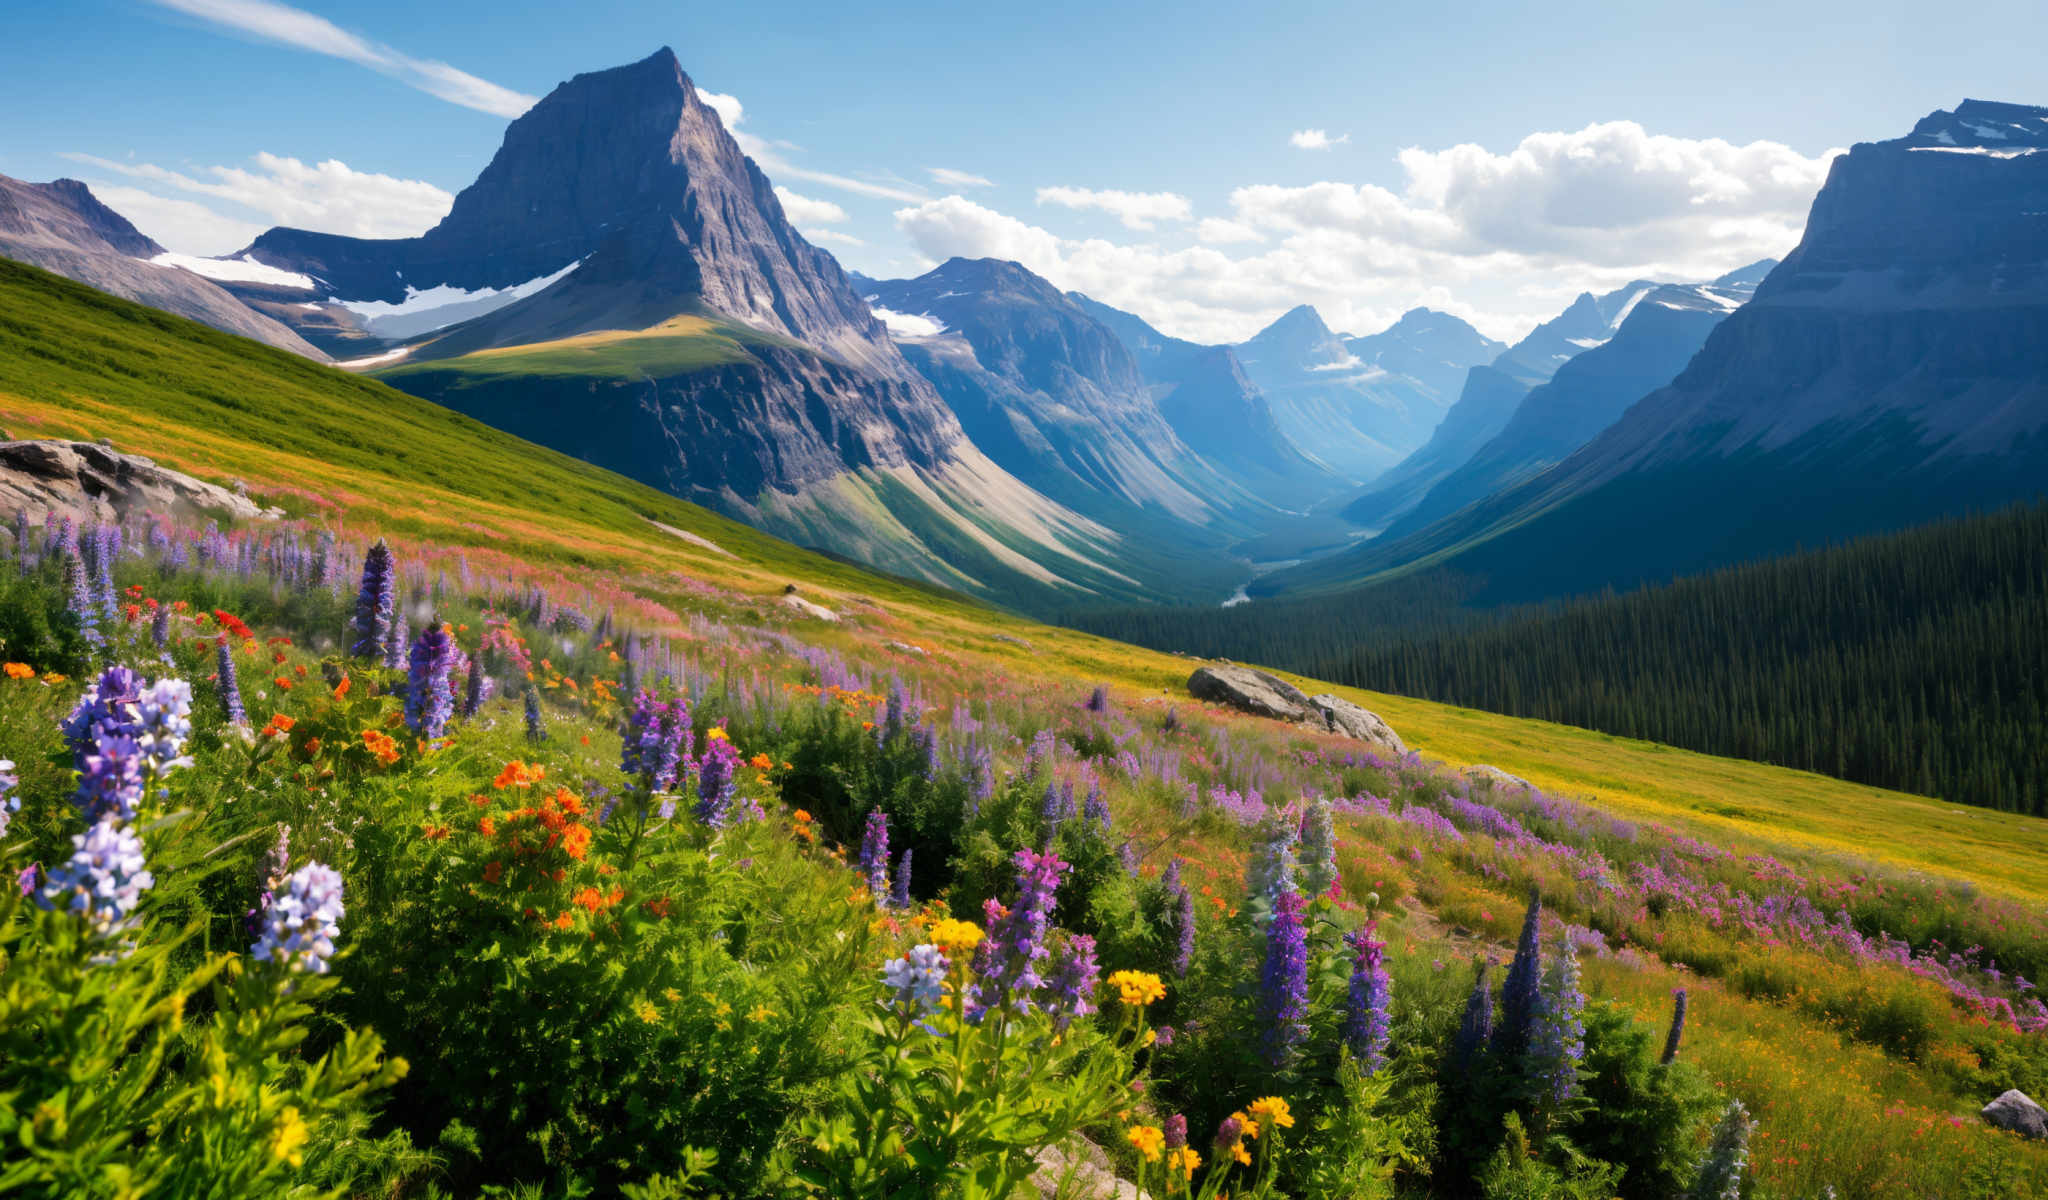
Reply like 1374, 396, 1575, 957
1493, 891, 1544, 1056
460, 652, 491, 717
403, 622, 457, 738
383, 607, 408, 670
1298, 795, 1340, 898
66, 549, 103, 650
1024, 728, 1057, 776
1689, 1100, 1753, 1200
620, 690, 665, 781
92, 524, 119, 622
1039, 780, 1065, 839
1245, 809, 1298, 903
75, 734, 145, 825
692, 731, 738, 827
1454, 964, 1494, 1069
1117, 840, 1139, 875
0, 759, 17, 839
1173, 881, 1197, 977
858, 810, 890, 901
214, 637, 247, 726
61, 666, 143, 768
350, 540, 394, 659
889, 848, 913, 909
38, 818, 153, 943
1213, 1115, 1243, 1153
523, 683, 547, 744
1083, 684, 1109, 713
1162, 857, 1182, 892
134, 677, 192, 777
149, 605, 170, 651
882, 943, 949, 1017
1528, 940, 1587, 1105
1045, 932, 1100, 1030
967, 847, 1067, 1020
1661, 988, 1688, 1065
16, 863, 35, 895
1258, 887, 1310, 1068
1084, 783, 1112, 831
652, 702, 692, 793
911, 725, 938, 780
1342, 921, 1393, 1075
1164, 1114, 1187, 1150
250, 861, 344, 974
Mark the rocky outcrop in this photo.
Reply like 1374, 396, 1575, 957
1982, 1089, 2048, 1140
0, 175, 325, 358
0, 440, 281, 524
1188, 664, 1405, 755
778, 593, 838, 622
1467, 765, 1534, 792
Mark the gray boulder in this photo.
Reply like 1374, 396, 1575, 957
1983, 1089, 2048, 1140
1188, 665, 1404, 754
1467, 764, 1533, 792
0, 439, 280, 526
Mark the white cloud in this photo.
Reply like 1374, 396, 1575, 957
1289, 129, 1350, 150
1034, 186, 1193, 231
63, 151, 453, 253
146, 0, 535, 117
696, 88, 744, 130
706, 85, 928, 204
803, 228, 866, 247
928, 166, 995, 188
774, 186, 848, 225
900, 120, 1837, 344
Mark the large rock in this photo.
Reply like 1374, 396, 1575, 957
1983, 1090, 2048, 1140
0, 440, 279, 525
1188, 664, 1405, 755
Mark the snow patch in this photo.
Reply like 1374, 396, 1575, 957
1566, 336, 1610, 349
1609, 284, 1654, 329
332, 260, 580, 338
1966, 121, 2010, 140
1308, 353, 1363, 372
1908, 146, 2041, 158
872, 307, 946, 337
150, 252, 315, 290
335, 346, 412, 369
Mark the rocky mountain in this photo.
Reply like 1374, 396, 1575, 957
1067, 293, 1346, 511
0, 174, 325, 358
1230, 305, 1501, 481
218, 49, 1156, 607
1338, 280, 1660, 530
1380, 264, 1770, 537
1268, 100, 2048, 604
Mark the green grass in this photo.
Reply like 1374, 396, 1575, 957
379, 314, 788, 381
5, 252, 2046, 907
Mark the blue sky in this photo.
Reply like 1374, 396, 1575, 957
4, 0, 2043, 341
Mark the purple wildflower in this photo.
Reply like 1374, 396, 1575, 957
859, 810, 890, 901
1662, 988, 1688, 1065
149, 605, 170, 650
693, 732, 739, 828
1493, 891, 1544, 1056
383, 607, 408, 670
523, 683, 546, 744
1084, 684, 1109, 712
882, 944, 949, 1017
1084, 783, 1112, 831
1298, 795, 1340, 898
1173, 881, 1196, 977
1258, 887, 1310, 1068
61, 666, 144, 768
889, 848, 913, 909
38, 818, 153, 944
66, 549, 102, 650
250, 861, 345, 974
1046, 932, 1100, 1030
403, 622, 457, 738
967, 847, 1067, 1020
1214, 1116, 1243, 1153
1342, 921, 1393, 1075
1164, 1114, 1187, 1150
350, 540, 394, 659
75, 734, 145, 825
213, 637, 247, 726
1527, 941, 1586, 1104
1245, 809, 1298, 902
0, 759, 17, 838
460, 653, 491, 717
1455, 963, 1494, 1069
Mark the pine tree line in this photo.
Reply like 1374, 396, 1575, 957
1069, 503, 2048, 813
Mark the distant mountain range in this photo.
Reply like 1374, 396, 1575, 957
1265, 99, 2048, 602
4, 54, 2041, 621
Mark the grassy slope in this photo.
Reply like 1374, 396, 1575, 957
4, 254, 2043, 903
378, 314, 795, 381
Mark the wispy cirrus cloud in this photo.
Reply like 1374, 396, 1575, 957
699, 86, 928, 203
928, 166, 994, 188
1289, 128, 1350, 150
145, 0, 536, 117
1034, 186, 1192, 230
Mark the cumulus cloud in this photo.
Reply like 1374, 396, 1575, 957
928, 166, 995, 188
774, 186, 848, 225
84, 185, 268, 256
63, 152, 453, 250
1034, 186, 1193, 231
697, 88, 744, 130
146, 0, 535, 117
902, 120, 1836, 343
1289, 129, 1350, 150
803, 228, 866, 247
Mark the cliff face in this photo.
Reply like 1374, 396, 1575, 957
0, 174, 326, 358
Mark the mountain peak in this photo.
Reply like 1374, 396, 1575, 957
1905, 99, 2048, 151
1248, 303, 1334, 345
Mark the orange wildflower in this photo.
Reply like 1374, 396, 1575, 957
4, 663, 35, 680
483, 861, 504, 885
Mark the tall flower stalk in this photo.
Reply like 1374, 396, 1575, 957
1341, 920, 1392, 1075
351, 539, 394, 660
1258, 887, 1309, 1068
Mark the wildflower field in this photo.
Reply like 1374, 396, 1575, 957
1, 257, 2046, 1198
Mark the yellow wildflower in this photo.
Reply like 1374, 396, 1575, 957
272, 1106, 309, 1167
1167, 1146, 1202, 1177
747, 1004, 776, 1022
634, 999, 660, 1023
929, 918, 984, 951
1248, 1096, 1295, 1129
1125, 1124, 1165, 1162
1107, 969, 1167, 1007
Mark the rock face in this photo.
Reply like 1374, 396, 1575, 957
1982, 1090, 2048, 1140
1187, 664, 1405, 755
0, 440, 280, 524
1231, 304, 1503, 481
1072, 292, 1345, 510
1339, 281, 1657, 531
0, 174, 325, 358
